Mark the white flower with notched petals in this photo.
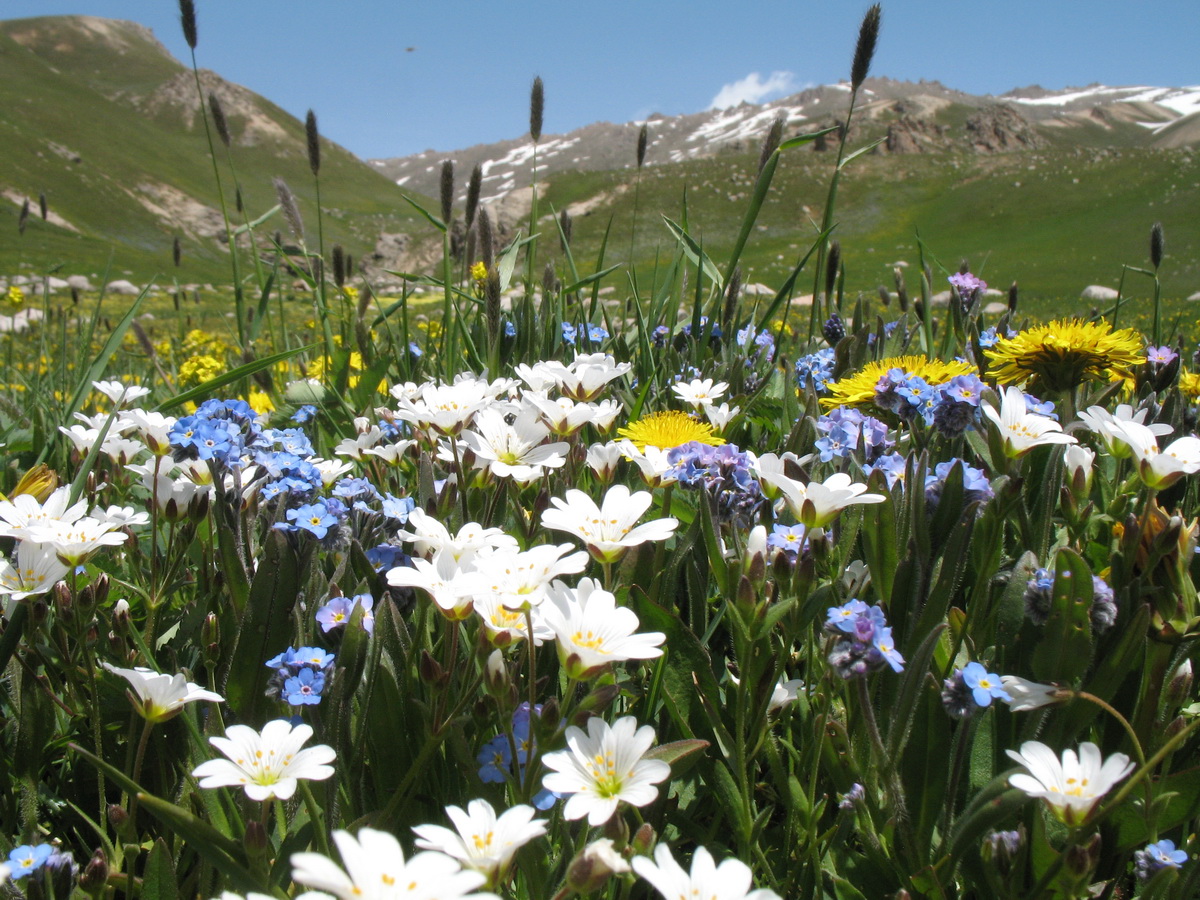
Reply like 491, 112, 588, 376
292, 827, 497, 900
672, 378, 728, 410
102, 663, 223, 723
460, 407, 569, 483
615, 440, 678, 487
1097, 418, 1200, 489
412, 799, 546, 884
93, 380, 152, 406
397, 508, 517, 564
585, 441, 623, 482
541, 716, 670, 825
0, 541, 71, 603
633, 844, 782, 900
1000, 676, 1068, 712
0, 486, 88, 540
1006, 740, 1133, 826
473, 593, 554, 647
981, 386, 1076, 458
703, 402, 740, 432
541, 484, 678, 563
192, 720, 335, 801
386, 552, 487, 621
475, 543, 589, 610
516, 352, 631, 402
540, 578, 664, 679
1078, 403, 1172, 458
25, 517, 129, 565
775, 472, 885, 528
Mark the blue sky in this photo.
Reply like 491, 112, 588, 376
5, 1, 1198, 160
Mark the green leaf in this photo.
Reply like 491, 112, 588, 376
645, 738, 710, 764
777, 124, 840, 151
400, 193, 446, 232
142, 838, 178, 900
662, 216, 722, 288
1031, 549, 1094, 685
222, 530, 304, 721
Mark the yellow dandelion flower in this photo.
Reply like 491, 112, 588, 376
470, 261, 488, 283
343, 286, 359, 303
247, 388, 275, 416
822, 355, 976, 409
985, 319, 1144, 394
6, 285, 25, 306
179, 354, 223, 385
617, 410, 722, 451
1179, 369, 1200, 399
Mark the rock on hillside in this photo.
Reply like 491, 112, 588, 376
965, 105, 1046, 152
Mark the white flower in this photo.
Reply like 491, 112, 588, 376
119, 409, 176, 456
102, 663, 223, 723
671, 378, 728, 410
541, 484, 678, 563
334, 426, 385, 460
1098, 418, 1200, 489
192, 720, 335, 801
393, 379, 493, 436
91, 505, 150, 530
398, 508, 517, 563
1006, 740, 1133, 826
541, 716, 671, 825
475, 543, 589, 610
728, 672, 804, 712
515, 353, 631, 402
632, 844, 782, 900
703, 402, 740, 432
386, 552, 486, 621
473, 593, 554, 647
540, 578, 665, 679
616, 440, 678, 487
1078, 404, 1172, 458
412, 799, 546, 883
1000, 676, 1068, 712
0, 541, 70, 603
981, 386, 1076, 458
93, 380, 151, 406
460, 407, 569, 483
25, 516, 129, 565
364, 439, 417, 465
585, 441, 623, 482
0, 486, 88, 540
522, 392, 603, 436
292, 827, 497, 900
775, 472, 886, 528
748, 451, 813, 500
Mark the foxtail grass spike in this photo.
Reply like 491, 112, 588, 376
477, 207, 495, 271
465, 163, 482, 229
38, 192, 47, 221
173, 236, 182, 268
130, 321, 157, 360
440, 160, 455, 225
235, 186, 244, 214
543, 261, 557, 300
17, 199, 29, 235
825, 240, 841, 302
958, 259, 970, 275
356, 283, 372, 318
1151, 222, 1165, 269
851, 4, 881, 90
877, 284, 890, 307
758, 114, 784, 174
637, 123, 648, 168
305, 110, 321, 176
559, 209, 572, 250
530, 76, 544, 143
179, 0, 197, 49
722, 267, 742, 335
274, 177, 305, 244
332, 244, 346, 288
893, 266, 908, 311
208, 92, 231, 147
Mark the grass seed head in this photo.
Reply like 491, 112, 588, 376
530, 76, 545, 142
465, 163, 483, 229
440, 159, 454, 225
179, 0, 197, 49
1151, 222, 1165, 269
274, 177, 305, 244
305, 110, 321, 176
851, 4, 882, 90
208, 92, 231, 147
759, 113, 784, 173
637, 123, 648, 168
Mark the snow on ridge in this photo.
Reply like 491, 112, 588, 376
1010, 85, 1151, 106
688, 105, 806, 145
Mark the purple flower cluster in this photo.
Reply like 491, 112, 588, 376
814, 408, 893, 463
316, 592, 375, 635
265, 645, 336, 707
875, 370, 987, 435
977, 325, 1017, 348
768, 523, 809, 558
825, 599, 905, 678
666, 441, 762, 526
795, 348, 836, 393
736, 325, 776, 362
949, 271, 987, 310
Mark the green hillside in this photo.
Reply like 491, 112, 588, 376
0, 16, 427, 285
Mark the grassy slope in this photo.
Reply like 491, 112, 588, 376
540, 140, 1200, 314
0, 17, 428, 284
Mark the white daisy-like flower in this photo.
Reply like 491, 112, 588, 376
0, 540, 71, 603
473, 593, 554, 648
102, 663, 224, 723
192, 719, 335, 801
981, 386, 1076, 458
541, 484, 678, 564
632, 844, 782, 900
475, 543, 589, 610
1096, 418, 1200, 489
397, 508, 517, 564
393, 379, 494, 437
703, 402, 740, 432
1006, 740, 1133, 826
0, 486, 89, 540
93, 380, 152, 406
541, 716, 671, 825
540, 578, 665, 679
774, 472, 886, 529
459, 407, 569, 483
671, 378, 728, 410
119, 409, 176, 456
1078, 403, 1172, 458
91, 505, 150, 530
522, 392, 603, 436
24, 516, 129, 566
585, 441, 623, 482
292, 827, 497, 900
386, 551, 487, 621
615, 440, 678, 487
412, 799, 546, 884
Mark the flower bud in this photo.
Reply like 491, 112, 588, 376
1165, 658, 1193, 710
602, 811, 629, 845
418, 649, 445, 687
112, 598, 131, 633
107, 804, 131, 837
1063, 444, 1094, 501
54, 581, 73, 619
484, 649, 510, 699
1063, 833, 1101, 883
92, 573, 110, 609
31, 599, 49, 626
244, 821, 269, 858
631, 822, 656, 855
80, 847, 109, 896
566, 839, 630, 894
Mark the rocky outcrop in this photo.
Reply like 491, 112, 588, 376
885, 116, 948, 154
965, 105, 1046, 153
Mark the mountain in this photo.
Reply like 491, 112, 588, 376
369, 78, 1200, 203
0, 15, 429, 285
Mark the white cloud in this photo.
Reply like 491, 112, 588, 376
708, 71, 799, 110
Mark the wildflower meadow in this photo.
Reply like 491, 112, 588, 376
3, 4, 1200, 899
